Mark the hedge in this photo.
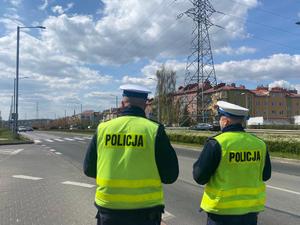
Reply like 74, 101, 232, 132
247, 125, 300, 130
166, 132, 300, 156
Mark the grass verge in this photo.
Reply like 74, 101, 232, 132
0, 128, 32, 145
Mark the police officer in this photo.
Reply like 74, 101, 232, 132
193, 101, 272, 225
83, 84, 179, 225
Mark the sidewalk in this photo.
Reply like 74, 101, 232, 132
0, 144, 97, 225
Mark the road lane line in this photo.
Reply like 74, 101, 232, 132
49, 149, 56, 152
11, 149, 24, 155
64, 138, 74, 141
62, 181, 95, 188
13, 175, 43, 180
34, 140, 41, 144
267, 185, 300, 196
162, 211, 175, 221
54, 138, 64, 142
45, 139, 54, 142
74, 137, 85, 140
78, 141, 86, 144
84, 136, 92, 139
55, 152, 62, 155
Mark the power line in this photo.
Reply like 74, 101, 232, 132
217, 11, 300, 38
226, 0, 297, 22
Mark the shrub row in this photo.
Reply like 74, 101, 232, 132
247, 125, 300, 130
166, 132, 300, 156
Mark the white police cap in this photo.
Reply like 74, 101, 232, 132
120, 84, 151, 99
217, 101, 249, 119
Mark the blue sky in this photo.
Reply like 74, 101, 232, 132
0, 0, 300, 120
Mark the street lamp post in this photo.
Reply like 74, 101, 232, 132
14, 25, 45, 137
110, 95, 119, 108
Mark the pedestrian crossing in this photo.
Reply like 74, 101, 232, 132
33, 136, 92, 144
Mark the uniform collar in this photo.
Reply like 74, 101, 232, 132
222, 123, 245, 133
120, 106, 146, 118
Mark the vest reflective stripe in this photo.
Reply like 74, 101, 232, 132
202, 193, 265, 209
205, 185, 266, 198
96, 178, 162, 188
201, 132, 267, 215
96, 191, 163, 203
95, 116, 163, 209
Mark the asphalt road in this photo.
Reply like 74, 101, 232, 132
3, 130, 300, 225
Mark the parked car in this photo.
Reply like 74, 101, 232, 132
18, 126, 33, 132
210, 121, 221, 131
189, 123, 213, 131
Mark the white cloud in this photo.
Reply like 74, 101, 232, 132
51, 3, 74, 15
39, 0, 48, 11
52, 6, 64, 15
268, 80, 297, 91
215, 46, 256, 55
215, 54, 300, 83
8, 0, 22, 7
39, 0, 259, 65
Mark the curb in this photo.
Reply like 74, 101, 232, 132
0, 140, 34, 146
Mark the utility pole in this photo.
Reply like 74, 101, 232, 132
36, 102, 39, 120
9, 96, 13, 131
178, 0, 218, 123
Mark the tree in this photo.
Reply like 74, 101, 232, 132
155, 65, 176, 125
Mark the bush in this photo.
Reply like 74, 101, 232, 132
247, 125, 300, 130
166, 131, 300, 156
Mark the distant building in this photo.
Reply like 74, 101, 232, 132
174, 82, 300, 125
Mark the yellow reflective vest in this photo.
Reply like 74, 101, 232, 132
95, 116, 164, 209
201, 132, 267, 215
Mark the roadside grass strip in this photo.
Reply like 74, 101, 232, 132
12, 175, 43, 180
267, 185, 300, 196
62, 181, 95, 188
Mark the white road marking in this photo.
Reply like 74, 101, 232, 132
162, 211, 175, 221
54, 138, 64, 142
267, 185, 300, 196
41, 144, 46, 147
74, 137, 85, 140
34, 140, 41, 144
78, 141, 86, 144
64, 138, 74, 141
84, 136, 92, 140
11, 149, 24, 155
0, 149, 23, 155
45, 139, 54, 143
49, 149, 56, 152
55, 152, 62, 155
62, 181, 95, 188
12, 175, 43, 180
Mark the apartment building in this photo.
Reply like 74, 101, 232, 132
173, 82, 300, 124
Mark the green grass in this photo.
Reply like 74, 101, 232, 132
0, 128, 31, 145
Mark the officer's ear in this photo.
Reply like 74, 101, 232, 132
121, 100, 126, 108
